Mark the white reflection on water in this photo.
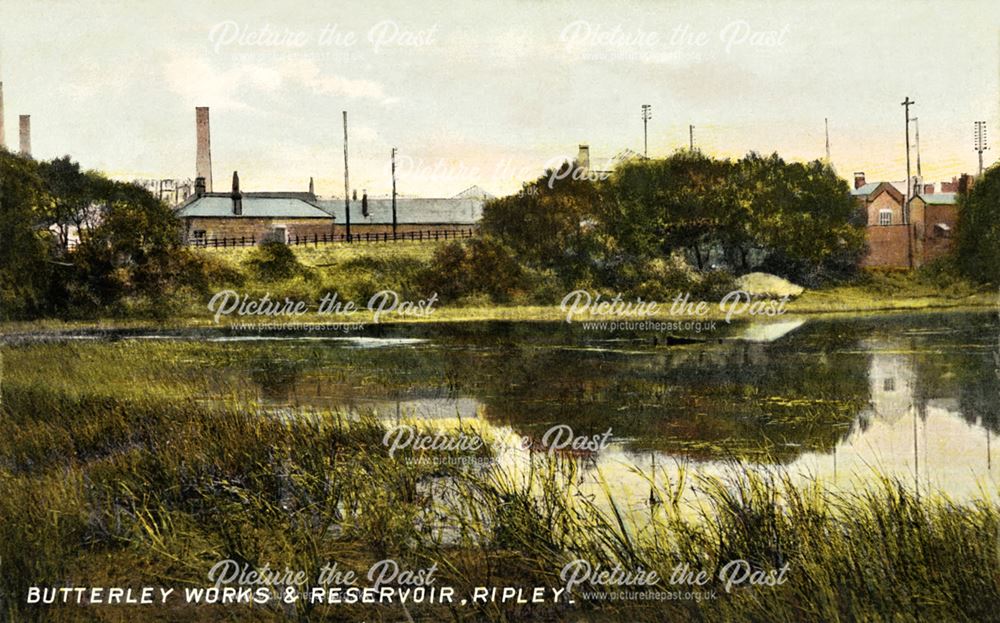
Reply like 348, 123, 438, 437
360, 332, 1000, 506
204, 336, 427, 348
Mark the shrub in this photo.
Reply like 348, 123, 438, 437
418, 236, 528, 303
245, 241, 306, 281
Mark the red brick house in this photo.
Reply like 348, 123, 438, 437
851, 173, 960, 269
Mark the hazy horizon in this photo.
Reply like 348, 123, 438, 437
1, 0, 997, 197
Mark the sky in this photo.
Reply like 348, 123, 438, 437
0, 0, 997, 197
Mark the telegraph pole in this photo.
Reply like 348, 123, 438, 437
825, 117, 831, 163
901, 97, 915, 204
974, 121, 988, 177
343, 111, 351, 242
641, 104, 651, 158
391, 147, 398, 238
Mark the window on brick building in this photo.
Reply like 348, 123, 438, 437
878, 209, 892, 226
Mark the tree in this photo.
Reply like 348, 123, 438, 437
0, 149, 55, 318
69, 181, 189, 310
601, 151, 737, 271
736, 153, 864, 283
480, 163, 601, 285
956, 165, 1000, 284
37, 156, 108, 251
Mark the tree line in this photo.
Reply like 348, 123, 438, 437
425, 150, 869, 303
0, 149, 209, 319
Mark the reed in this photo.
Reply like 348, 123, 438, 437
1, 349, 998, 621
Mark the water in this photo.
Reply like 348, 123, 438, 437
4, 310, 999, 502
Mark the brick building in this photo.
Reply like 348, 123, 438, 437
851, 173, 960, 269
175, 172, 487, 244
172, 107, 487, 244
315, 186, 488, 236
175, 173, 334, 244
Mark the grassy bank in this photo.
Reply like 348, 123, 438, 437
1, 241, 995, 333
1, 342, 999, 622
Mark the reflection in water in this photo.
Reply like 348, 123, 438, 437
226, 313, 1000, 501
7, 312, 998, 503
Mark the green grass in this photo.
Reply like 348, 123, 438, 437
0, 242, 994, 332
2, 342, 999, 621
141, 244, 1000, 323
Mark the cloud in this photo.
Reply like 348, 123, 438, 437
276, 57, 391, 103
163, 55, 393, 110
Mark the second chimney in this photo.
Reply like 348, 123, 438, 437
231, 171, 242, 215
577, 144, 590, 174
196, 107, 213, 192
19, 115, 31, 157
853, 171, 866, 190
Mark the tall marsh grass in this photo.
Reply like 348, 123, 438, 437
1, 344, 999, 621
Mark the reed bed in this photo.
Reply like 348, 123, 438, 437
1, 346, 998, 622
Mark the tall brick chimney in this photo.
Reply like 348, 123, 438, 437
853, 172, 866, 189
231, 171, 242, 215
308, 177, 314, 195
577, 144, 590, 174
0, 81, 5, 150
18, 115, 30, 157
195, 176, 206, 197
196, 107, 213, 192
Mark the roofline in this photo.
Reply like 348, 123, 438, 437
180, 215, 333, 220
908, 194, 958, 205
867, 182, 904, 203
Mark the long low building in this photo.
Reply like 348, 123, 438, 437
315, 196, 484, 234
173, 173, 488, 244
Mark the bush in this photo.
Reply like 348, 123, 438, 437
419, 236, 528, 303
245, 241, 306, 281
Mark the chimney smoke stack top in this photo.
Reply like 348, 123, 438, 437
195, 107, 213, 192
231, 171, 242, 216
577, 144, 590, 174
18, 115, 30, 157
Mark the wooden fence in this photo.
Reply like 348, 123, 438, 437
188, 228, 476, 248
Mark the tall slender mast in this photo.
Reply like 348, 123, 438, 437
343, 111, 351, 242
825, 117, 831, 163
391, 147, 398, 237
640, 104, 651, 158
913, 117, 921, 178
901, 97, 915, 207
974, 121, 988, 177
